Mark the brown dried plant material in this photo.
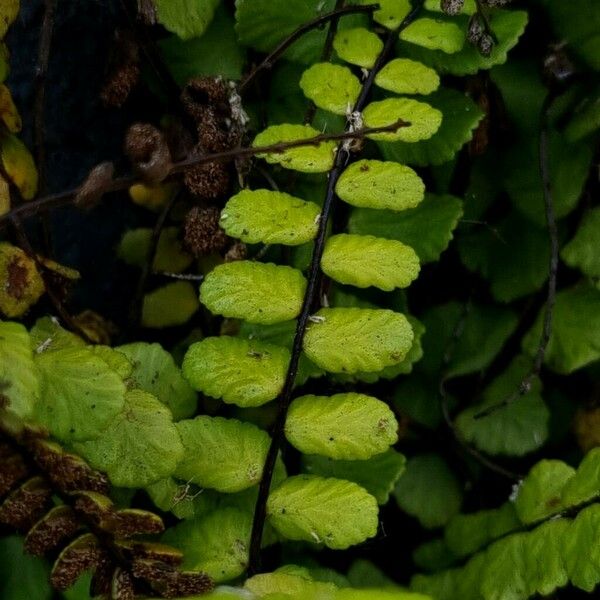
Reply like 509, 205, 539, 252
73, 310, 118, 345
118, 540, 184, 566
131, 559, 214, 598
112, 567, 136, 600
74, 162, 115, 209
0, 476, 52, 529
50, 533, 108, 591
91, 559, 115, 597
25, 505, 81, 556
108, 508, 165, 538
183, 205, 229, 256
28, 438, 110, 494
574, 406, 600, 453
224, 241, 247, 263
0, 452, 29, 497
124, 123, 172, 184
101, 29, 141, 108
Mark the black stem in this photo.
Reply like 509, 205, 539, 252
247, 0, 425, 574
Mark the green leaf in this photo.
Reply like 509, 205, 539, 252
444, 502, 520, 559
333, 27, 383, 68
303, 307, 414, 374
303, 449, 406, 505
514, 459, 576, 524
348, 194, 463, 263
142, 281, 200, 328
75, 389, 184, 488
347, 559, 397, 589
418, 302, 518, 378
397, 9, 528, 75
540, 0, 600, 71
155, 0, 219, 40
455, 356, 549, 456
267, 475, 379, 549
321, 234, 420, 291
564, 86, 600, 142
522, 284, 600, 374
0, 536, 52, 600
0, 133, 38, 200
245, 570, 337, 598
164, 507, 252, 582
117, 342, 197, 420
146, 476, 216, 520
0, 321, 39, 423
393, 375, 443, 430
253, 124, 336, 173
375, 58, 440, 95
378, 88, 484, 167
286, 392, 398, 460
159, 5, 246, 84
394, 454, 462, 529
175, 416, 270, 493
413, 539, 457, 573
182, 336, 289, 407
504, 131, 594, 226
564, 504, 600, 592
561, 207, 600, 279
200, 261, 306, 324
34, 346, 126, 442
561, 448, 600, 507
361, 0, 411, 30
299, 63, 361, 115
235, 0, 366, 64
89, 346, 133, 380
220, 189, 320, 246
363, 98, 443, 142
335, 159, 425, 212
399, 18, 465, 54
458, 213, 551, 302
117, 227, 193, 274
29, 316, 84, 353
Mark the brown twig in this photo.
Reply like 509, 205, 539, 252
247, 1, 424, 574
474, 92, 559, 420
33, 0, 58, 254
238, 3, 378, 94
0, 121, 407, 229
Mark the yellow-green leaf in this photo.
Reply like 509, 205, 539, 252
0, 134, 38, 200
220, 189, 320, 246
375, 58, 440, 95
303, 307, 414, 373
182, 336, 289, 407
0, 0, 19, 38
175, 416, 270, 492
400, 18, 465, 54
0, 243, 44, 318
321, 233, 420, 291
200, 261, 306, 324
0, 320, 39, 423
128, 182, 178, 212
142, 281, 199, 328
333, 27, 383, 68
267, 475, 379, 549
299, 62, 361, 115
286, 392, 398, 460
335, 159, 424, 211
0, 84, 21, 132
363, 98, 443, 142
361, 0, 411, 30
253, 124, 336, 173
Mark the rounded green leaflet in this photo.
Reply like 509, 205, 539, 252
321, 234, 420, 291
267, 475, 379, 549
363, 98, 442, 142
182, 336, 289, 407
285, 392, 398, 460
333, 27, 383, 68
220, 189, 320, 246
362, 0, 411, 30
163, 507, 252, 583
75, 389, 184, 488
142, 281, 199, 328
375, 58, 440, 95
34, 346, 126, 443
302, 307, 414, 374
335, 159, 424, 212
253, 124, 336, 173
399, 18, 465, 54
299, 62, 361, 115
117, 342, 197, 421
174, 416, 270, 493
90, 346, 133, 380
0, 321, 40, 424
155, 0, 219, 40
200, 261, 306, 324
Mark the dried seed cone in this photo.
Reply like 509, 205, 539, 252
183, 206, 229, 257
183, 158, 230, 200
441, 0, 465, 15
124, 123, 172, 184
